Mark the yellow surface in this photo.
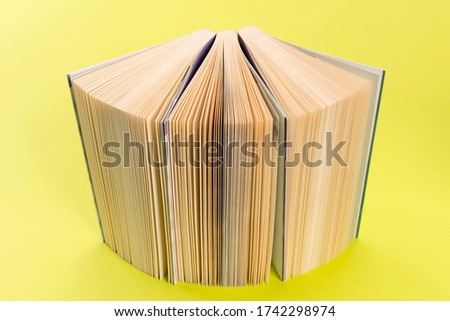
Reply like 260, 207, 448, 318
1, 0, 449, 300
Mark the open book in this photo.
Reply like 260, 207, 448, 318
68, 27, 384, 286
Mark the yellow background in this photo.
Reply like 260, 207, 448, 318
1, 0, 449, 300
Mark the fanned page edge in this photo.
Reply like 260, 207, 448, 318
238, 32, 385, 279
161, 34, 217, 135
66, 39, 177, 243
238, 34, 289, 281
66, 33, 217, 279
160, 35, 217, 284
246, 63, 288, 282
288, 45, 385, 239
67, 82, 105, 242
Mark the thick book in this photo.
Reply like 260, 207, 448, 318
67, 27, 384, 286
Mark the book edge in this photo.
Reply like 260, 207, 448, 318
67, 74, 105, 242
